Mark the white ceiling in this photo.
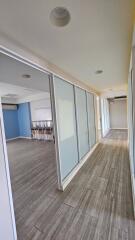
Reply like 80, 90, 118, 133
0, 53, 50, 92
0, 82, 43, 98
0, 53, 50, 103
0, 0, 134, 92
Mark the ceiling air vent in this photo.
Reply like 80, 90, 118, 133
2, 104, 18, 110
114, 96, 127, 100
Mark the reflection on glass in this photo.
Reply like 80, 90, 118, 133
75, 87, 89, 160
87, 93, 96, 148
58, 99, 74, 141
54, 76, 79, 180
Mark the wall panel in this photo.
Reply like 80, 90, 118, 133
3, 109, 19, 140
75, 87, 89, 159
18, 103, 31, 138
87, 92, 96, 148
101, 98, 110, 137
53, 76, 79, 180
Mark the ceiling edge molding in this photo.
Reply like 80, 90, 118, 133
48, 61, 99, 95
0, 32, 99, 95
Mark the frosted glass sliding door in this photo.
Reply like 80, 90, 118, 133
53, 76, 79, 180
87, 92, 96, 148
128, 72, 134, 173
0, 105, 17, 240
101, 98, 110, 137
75, 87, 89, 159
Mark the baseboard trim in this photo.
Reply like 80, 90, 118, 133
61, 142, 99, 191
6, 137, 20, 142
6, 136, 32, 141
129, 153, 135, 217
110, 128, 128, 130
131, 173, 135, 217
19, 136, 32, 139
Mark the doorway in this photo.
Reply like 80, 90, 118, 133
0, 52, 59, 239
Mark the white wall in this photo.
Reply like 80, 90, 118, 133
30, 98, 52, 121
128, 47, 135, 215
109, 99, 127, 129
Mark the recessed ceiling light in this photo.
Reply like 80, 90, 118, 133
22, 74, 31, 79
50, 7, 70, 27
95, 70, 103, 75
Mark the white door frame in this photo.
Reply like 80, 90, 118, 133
49, 74, 63, 190
0, 99, 17, 240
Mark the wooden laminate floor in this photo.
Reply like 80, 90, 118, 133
7, 130, 135, 240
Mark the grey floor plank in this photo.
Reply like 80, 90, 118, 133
7, 129, 135, 240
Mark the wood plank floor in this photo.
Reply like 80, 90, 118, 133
7, 129, 135, 240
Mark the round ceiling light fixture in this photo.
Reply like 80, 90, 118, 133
95, 70, 103, 75
22, 74, 31, 79
50, 7, 70, 27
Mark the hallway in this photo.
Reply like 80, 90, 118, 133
8, 130, 134, 240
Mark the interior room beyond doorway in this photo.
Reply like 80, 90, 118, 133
0, 52, 58, 239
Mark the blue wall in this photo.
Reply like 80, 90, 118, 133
18, 103, 31, 138
3, 102, 31, 140
3, 109, 20, 140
